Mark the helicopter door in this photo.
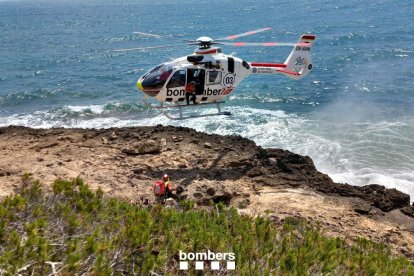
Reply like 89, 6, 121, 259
187, 69, 205, 96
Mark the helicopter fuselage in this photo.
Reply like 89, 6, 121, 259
136, 33, 315, 107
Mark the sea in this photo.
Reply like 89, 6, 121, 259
1, 0, 413, 197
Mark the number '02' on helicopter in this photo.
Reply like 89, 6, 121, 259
113, 28, 316, 120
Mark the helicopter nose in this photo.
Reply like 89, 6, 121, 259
136, 78, 161, 97
136, 79, 144, 91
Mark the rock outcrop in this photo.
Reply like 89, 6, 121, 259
1, 125, 414, 258
0, 125, 410, 213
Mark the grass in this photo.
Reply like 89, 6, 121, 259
0, 176, 413, 275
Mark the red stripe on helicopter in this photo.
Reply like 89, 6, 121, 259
301, 35, 316, 40
263, 42, 278, 46
277, 69, 301, 76
250, 62, 287, 68
195, 49, 218, 54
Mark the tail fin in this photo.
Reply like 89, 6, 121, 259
282, 34, 316, 80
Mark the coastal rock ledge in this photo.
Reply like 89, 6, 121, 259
1, 125, 414, 257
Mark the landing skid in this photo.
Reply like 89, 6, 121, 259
143, 97, 231, 120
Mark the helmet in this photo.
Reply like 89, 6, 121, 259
162, 174, 169, 181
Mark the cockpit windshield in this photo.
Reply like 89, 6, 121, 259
140, 63, 173, 91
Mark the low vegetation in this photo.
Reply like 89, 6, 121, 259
0, 176, 413, 275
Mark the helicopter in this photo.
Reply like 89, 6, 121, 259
114, 28, 315, 120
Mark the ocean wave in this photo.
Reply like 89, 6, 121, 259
330, 169, 414, 197
61, 102, 151, 117
0, 102, 152, 127
0, 88, 63, 107
291, 120, 414, 194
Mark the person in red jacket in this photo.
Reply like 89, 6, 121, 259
162, 174, 175, 199
185, 81, 197, 105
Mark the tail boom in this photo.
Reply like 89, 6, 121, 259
249, 62, 288, 75
248, 34, 316, 80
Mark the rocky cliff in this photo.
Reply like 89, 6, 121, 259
1, 125, 414, 257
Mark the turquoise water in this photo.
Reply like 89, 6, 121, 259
1, 0, 413, 196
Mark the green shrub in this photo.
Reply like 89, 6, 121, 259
0, 176, 413, 275
180, 199, 195, 210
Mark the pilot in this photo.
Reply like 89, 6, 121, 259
209, 71, 219, 83
185, 81, 197, 105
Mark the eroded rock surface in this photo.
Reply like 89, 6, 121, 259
1, 125, 413, 257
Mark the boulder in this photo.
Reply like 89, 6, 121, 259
176, 185, 185, 194
401, 206, 414, 218
203, 142, 212, 149
172, 136, 183, 142
312, 181, 410, 212
176, 192, 188, 201
121, 140, 161, 155
363, 184, 410, 212
212, 192, 233, 205
354, 205, 371, 215
160, 138, 167, 147
206, 187, 215, 196
190, 183, 234, 206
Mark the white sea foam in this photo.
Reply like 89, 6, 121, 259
65, 105, 105, 114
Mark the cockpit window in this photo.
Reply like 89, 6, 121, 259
167, 70, 186, 88
141, 63, 173, 90
206, 70, 222, 85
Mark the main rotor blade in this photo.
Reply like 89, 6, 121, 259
112, 43, 189, 52
216, 27, 272, 41
133, 31, 189, 42
218, 42, 309, 47
132, 31, 163, 38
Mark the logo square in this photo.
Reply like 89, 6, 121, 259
195, 261, 204, 270
211, 261, 220, 270
179, 261, 188, 270
227, 261, 236, 270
